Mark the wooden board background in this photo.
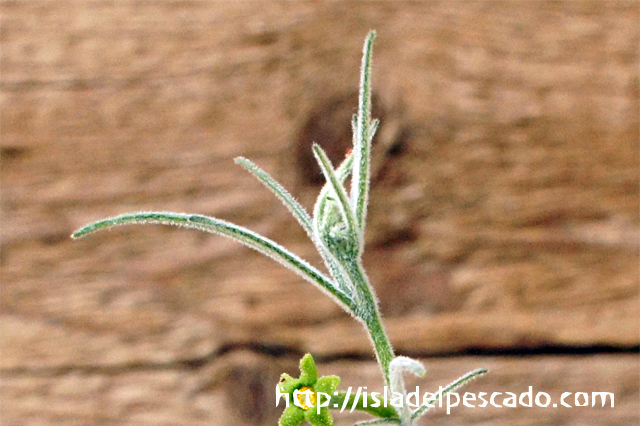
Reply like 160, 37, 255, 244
2, 1, 638, 425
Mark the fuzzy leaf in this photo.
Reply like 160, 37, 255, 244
411, 368, 488, 420
72, 212, 355, 312
235, 157, 314, 239
351, 31, 376, 234
312, 143, 358, 238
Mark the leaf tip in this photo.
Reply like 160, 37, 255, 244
70, 228, 86, 239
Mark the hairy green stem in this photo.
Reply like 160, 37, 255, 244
345, 258, 394, 385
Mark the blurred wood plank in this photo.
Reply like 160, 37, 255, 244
2, 353, 638, 425
1, 1, 638, 425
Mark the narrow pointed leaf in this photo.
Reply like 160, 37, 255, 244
235, 157, 314, 239
312, 152, 355, 294
312, 143, 357, 235
237, 154, 355, 299
351, 31, 376, 232
411, 368, 488, 420
72, 212, 355, 312
312, 151, 354, 225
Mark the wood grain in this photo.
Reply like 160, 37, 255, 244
1, 1, 638, 425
